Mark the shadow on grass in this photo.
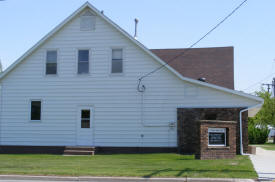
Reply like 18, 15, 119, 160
142, 168, 255, 178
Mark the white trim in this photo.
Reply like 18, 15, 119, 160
110, 47, 124, 76
0, 2, 263, 104
29, 99, 43, 122
0, 84, 2, 145
76, 105, 94, 146
44, 49, 59, 77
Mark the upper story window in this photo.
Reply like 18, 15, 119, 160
111, 49, 123, 74
46, 50, 57, 75
78, 50, 89, 74
80, 11, 96, 31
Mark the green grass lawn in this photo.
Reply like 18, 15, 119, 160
253, 143, 275, 150
0, 154, 257, 179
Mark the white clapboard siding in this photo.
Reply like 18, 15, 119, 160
0, 7, 260, 147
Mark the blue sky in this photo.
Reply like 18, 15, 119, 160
0, 0, 275, 93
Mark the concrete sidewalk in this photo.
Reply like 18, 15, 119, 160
0, 175, 256, 182
250, 147, 275, 181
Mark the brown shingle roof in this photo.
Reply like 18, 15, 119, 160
150, 46, 234, 89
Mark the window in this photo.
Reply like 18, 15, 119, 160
111, 49, 123, 74
208, 128, 226, 146
31, 100, 41, 121
78, 50, 89, 74
46, 50, 57, 75
81, 109, 90, 128
80, 11, 96, 31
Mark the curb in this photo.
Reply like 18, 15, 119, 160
0, 175, 256, 182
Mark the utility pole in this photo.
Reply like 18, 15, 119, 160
262, 83, 273, 93
262, 78, 275, 143
262, 77, 275, 95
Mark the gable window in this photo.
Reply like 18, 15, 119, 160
46, 50, 57, 75
78, 50, 89, 74
81, 109, 90, 128
208, 128, 226, 146
111, 49, 123, 74
80, 11, 96, 31
30, 100, 41, 121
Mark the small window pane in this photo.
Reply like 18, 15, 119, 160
81, 119, 90, 128
81, 110, 90, 119
46, 51, 57, 63
111, 60, 123, 73
81, 109, 90, 128
78, 62, 89, 74
112, 49, 122, 60
209, 132, 225, 145
46, 63, 57, 75
31, 101, 41, 121
78, 50, 89, 62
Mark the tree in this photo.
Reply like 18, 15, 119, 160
253, 89, 275, 143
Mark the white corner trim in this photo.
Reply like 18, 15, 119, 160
0, 84, 2, 145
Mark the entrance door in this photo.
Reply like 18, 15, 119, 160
76, 106, 94, 146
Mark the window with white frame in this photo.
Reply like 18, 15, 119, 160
30, 100, 41, 121
208, 128, 226, 146
46, 50, 57, 75
78, 50, 89, 74
111, 49, 123, 74
80, 11, 96, 31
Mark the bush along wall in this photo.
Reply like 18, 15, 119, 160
248, 118, 269, 144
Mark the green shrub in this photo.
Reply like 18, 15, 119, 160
248, 118, 269, 144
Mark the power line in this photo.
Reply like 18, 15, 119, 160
242, 61, 275, 91
138, 0, 249, 84
242, 72, 275, 91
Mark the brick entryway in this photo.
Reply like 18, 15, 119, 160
177, 108, 248, 159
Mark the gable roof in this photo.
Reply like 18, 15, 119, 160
151, 47, 234, 89
0, 2, 263, 103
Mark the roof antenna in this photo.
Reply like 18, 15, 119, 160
134, 18, 138, 40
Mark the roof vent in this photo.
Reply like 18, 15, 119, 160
134, 18, 138, 39
198, 77, 206, 82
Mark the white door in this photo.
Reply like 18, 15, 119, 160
76, 106, 94, 146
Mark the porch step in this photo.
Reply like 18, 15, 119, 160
63, 146, 95, 155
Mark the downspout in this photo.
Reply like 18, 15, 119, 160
239, 103, 263, 155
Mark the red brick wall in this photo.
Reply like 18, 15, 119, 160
177, 108, 248, 155
196, 120, 237, 160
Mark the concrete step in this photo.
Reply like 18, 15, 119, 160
63, 150, 94, 155
64, 146, 95, 151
